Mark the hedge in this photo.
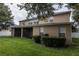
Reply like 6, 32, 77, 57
42, 37, 66, 47
32, 36, 41, 44
33, 36, 66, 47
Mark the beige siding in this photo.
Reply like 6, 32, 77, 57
19, 13, 70, 26
33, 27, 40, 36
39, 13, 70, 24
25, 22, 29, 26
19, 21, 24, 26
44, 24, 72, 45
33, 26, 59, 37
44, 26, 59, 37
53, 13, 70, 23
19, 20, 39, 26
33, 24, 72, 45
65, 24, 72, 45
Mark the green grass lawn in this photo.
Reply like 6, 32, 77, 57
0, 37, 78, 56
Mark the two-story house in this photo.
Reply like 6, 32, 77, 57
11, 11, 72, 45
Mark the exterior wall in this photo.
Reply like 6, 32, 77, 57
33, 24, 72, 45
43, 26, 59, 37
53, 13, 70, 23
19, 21, 23, 26
39, 13, 70, 24
65, 24, 72, 45
33, 25, 66, 37
19, 20, 39, 26
25, 21, 30, 26
19, 13, 70, 26
28, 20, 39, 25
33, 26, 59, 37
33, 27, 40, 36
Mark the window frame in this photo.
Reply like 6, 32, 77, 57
59, 26, 65, 38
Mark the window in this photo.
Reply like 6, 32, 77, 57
34, 21, 38, 24
49, 17, 53, 20
59, 26, 65, 33
28, 22, 32, 25
59, 26, 65, 37
39, 27, 44, 35
40, 27, 44, 33
48, 17, 53, 23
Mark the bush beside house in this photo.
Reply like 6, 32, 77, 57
33, 36, 66, 47
42, 37, 66, 47
32, 36, 41, 44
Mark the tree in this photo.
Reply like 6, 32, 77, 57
0, 3, 13, 30
68, 4, 79, 23
17, 3, 62, 19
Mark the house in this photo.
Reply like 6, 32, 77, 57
11, 11, 72, 45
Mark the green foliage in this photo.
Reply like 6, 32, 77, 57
72, 25, 77, 32
68, 3, 79, 10
42, 37, 66, 47
17, 3, 62, 19
68, 3, 79, 22
73, 11, 79, 22
32, 36, 41, 44
0, 3, 13, 21
0, 3, 13, 29
18, 3, 54, 19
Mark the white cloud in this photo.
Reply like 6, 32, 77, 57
5, 3, 27, 25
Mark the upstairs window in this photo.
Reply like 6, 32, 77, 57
48, 17, 53, 23
28, 22, 32, 25
34, 21, 39, 24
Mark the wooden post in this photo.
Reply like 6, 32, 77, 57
13, 28, 15, 37
21, 28, 23, 38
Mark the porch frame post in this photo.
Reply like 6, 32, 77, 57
13, 28, 15, 37
21, 28, 23, 38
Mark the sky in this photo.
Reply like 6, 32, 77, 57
5, 3, 27, 25
5, 3, 70, 25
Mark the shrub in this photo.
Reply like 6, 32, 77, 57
42, 37, 66, 47
32, 36, 41, 44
